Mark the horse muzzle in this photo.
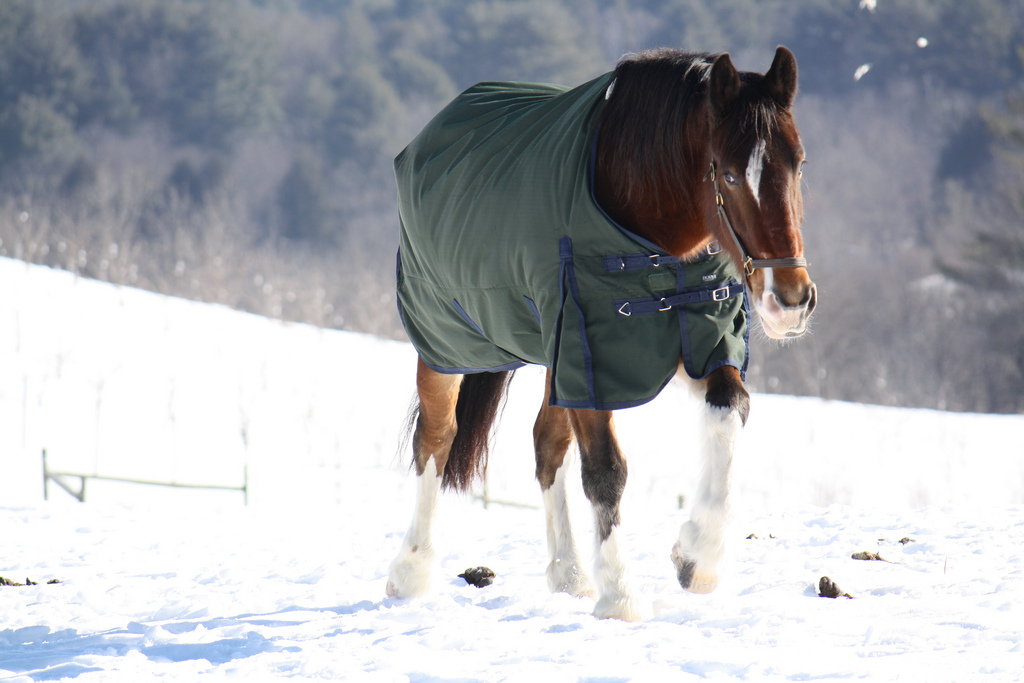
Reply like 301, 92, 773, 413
755, 275, 816, 340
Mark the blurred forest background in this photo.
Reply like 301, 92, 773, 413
1, 0, 1022, 413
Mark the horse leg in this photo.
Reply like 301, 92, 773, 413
671, 365, 749, 593
534, 372, 594, 598
569, 408, 643, 621
386, 358, 462, 599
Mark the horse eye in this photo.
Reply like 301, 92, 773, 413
723, 172, 738, 185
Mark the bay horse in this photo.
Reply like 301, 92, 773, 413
387, 47, 815, 621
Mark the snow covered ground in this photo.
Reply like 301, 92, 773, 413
1, 257, 1022, 681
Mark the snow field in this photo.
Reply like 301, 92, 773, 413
1, 256, 1022, 681
2, 489, 1021, 680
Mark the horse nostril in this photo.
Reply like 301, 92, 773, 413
804, 283, 817, 314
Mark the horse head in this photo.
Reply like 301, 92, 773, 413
707, 46, 816, 340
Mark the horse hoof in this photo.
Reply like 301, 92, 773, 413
386, 552, 434, 599
672, 554, 719, 594
594, 594, 645, 622
385, 573, 429, 599
553, 580, 596, 599
547, 561, 596, 598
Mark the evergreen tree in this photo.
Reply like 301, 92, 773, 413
0, 1, 89, 165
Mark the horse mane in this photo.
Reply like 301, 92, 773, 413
597, 49, 785, 209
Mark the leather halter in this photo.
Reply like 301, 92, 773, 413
705, 161, 808, 277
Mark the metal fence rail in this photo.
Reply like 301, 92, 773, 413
42, 450, 249, 505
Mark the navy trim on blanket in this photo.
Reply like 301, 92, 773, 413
452, 298, 486, 336
523, 296, 541, 325
395, 248, 409, 336
549, 236, 598, 409
420, 357, 527, 376
551, 375, 678, 411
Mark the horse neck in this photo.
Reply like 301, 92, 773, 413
592, 132, 715, 259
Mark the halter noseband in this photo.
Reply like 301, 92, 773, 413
705, 161, 808, 277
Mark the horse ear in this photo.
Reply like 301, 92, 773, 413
709, 53, 740, 120
764, 46, 798, 109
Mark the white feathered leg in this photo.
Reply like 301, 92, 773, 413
592, 519, 644, 621
671, 403, 741, 593
386, 456, 442, 598
541, 452, 594, 597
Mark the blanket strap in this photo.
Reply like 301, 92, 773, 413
603, 243, 723, 272
604, 253, 682, 271
613, 282, 744, 317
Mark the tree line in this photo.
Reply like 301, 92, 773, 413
0, 0, 1021, 412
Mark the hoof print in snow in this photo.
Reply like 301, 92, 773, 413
898, 537, 915, 545
459, 566, 495, 588
818, 576, 853, 599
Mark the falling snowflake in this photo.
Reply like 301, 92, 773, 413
854, 63, 872, 81
917, 37, 928, 48
859, 0, 877, 11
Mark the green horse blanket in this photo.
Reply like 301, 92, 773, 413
395, 73, 748, 410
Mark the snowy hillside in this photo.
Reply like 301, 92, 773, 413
1, 257, 1022, 681
2, 256, 1021, 511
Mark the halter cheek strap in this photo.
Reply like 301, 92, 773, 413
705, 161, 808, 277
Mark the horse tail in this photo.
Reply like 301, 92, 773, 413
443, 370, 515, 492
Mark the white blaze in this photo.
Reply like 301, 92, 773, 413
746, 139, 767, 206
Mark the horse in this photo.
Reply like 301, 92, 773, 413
386, 46, 815, 621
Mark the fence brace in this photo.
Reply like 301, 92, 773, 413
42, 449, 249, 505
